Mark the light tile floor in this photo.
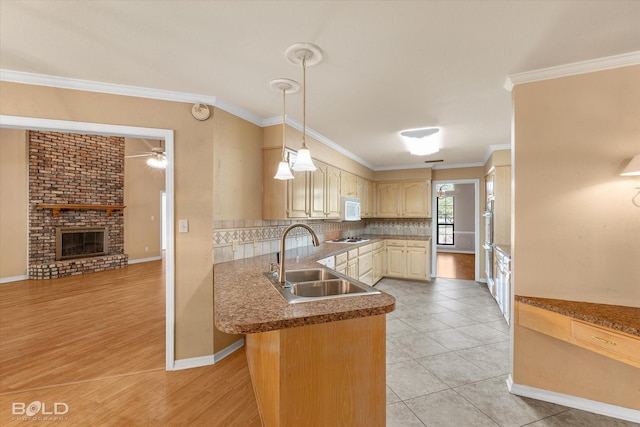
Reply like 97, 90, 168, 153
377, 277, 639, 427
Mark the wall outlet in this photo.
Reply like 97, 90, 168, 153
253, 238, 258, 248
232, 239, 238, 251
144, 246, 149, 252
178, 219, 189, 233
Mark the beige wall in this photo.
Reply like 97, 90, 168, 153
374, 168, 432, 182
0, 81, 216, 360
124, 138, 165, 260
512, 65, 640, 409
263, 124, 375, 180
484, 149, 511, 172
0, 128, 28, 278
214, 109, 263, 221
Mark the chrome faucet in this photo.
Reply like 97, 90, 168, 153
278, 223, 320, 284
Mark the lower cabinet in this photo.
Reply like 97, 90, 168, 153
347, 248, 359, 279
358, 244, 374, 285
494, 247, 511, 324
385, 239, 430, 281
372, 241, 385, 284
334, 251, 347, 275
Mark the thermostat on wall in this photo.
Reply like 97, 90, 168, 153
191, 103, 210, 121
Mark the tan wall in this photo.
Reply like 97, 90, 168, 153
263, 124, 375, 180
0, 128, 28, 278
124, 138, 165, 260
484, 149, 511, 172
374, 168, 432, 182
512, 65, 640, 409
0, 81, 215, 360
214, 109, 263, 221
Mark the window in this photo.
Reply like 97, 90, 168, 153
436, 184, 455, 245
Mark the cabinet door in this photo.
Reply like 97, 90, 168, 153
326, 165, 341, 219
287, 169, 308, 218
376, 183, 400, 217
406, 247, 427, 280
402, 181, 430, 218
386, 244, 405, 277
347, 259, 359, 279
309, 163, 327, 218
372, 249, 384, 283
340, 171, 357, 197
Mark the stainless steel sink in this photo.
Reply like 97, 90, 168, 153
263, 267, 380, 304
290, 279, 369, 297
285, 268, 339, 284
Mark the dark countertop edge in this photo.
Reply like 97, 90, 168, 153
515, 295, 640, 337
215, 303, 395, 335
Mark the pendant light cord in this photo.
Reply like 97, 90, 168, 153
302, 56, 307, 149
281, 87, 287, 161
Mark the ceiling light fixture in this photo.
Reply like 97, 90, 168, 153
286, 42, 323, 172
146, 151, 167, 169
401, 127, 441, 156
270, 78, 300, 180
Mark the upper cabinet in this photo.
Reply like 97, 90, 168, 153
487, 166, 511, 245
340, 171, 358, 198
376, 180, 431, 218
356, 176, 375, 218
263, 149, 341, 220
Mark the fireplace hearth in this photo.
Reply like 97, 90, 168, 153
56, 227, 108, 261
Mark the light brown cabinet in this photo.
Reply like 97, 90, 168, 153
372, 241, 385, 284
356, 176, 375, 218
263, 148, 341, 220
340, 171, 358, 197
376, 181, 431, 218
385, 239, 430, 280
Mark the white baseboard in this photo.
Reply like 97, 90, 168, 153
507, 375, 640, 423
172, 338, 245, 371
127, 256, 162, 264
214, 338, 245, 363
0, 274, 29, 284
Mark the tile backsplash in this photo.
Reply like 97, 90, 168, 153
213, 218, 431, 264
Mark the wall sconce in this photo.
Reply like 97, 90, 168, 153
620, 154, 640, 207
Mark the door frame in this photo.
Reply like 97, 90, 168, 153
431, 178, 481, 281
0, 114, 176, 370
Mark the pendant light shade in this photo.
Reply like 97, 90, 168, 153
274, 160, 295, 180
286, 43, 323, 172
269, 78, 300, 180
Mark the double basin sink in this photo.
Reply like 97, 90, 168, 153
263, 268, 380, 304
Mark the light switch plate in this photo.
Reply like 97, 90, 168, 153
178, 219, 189, 233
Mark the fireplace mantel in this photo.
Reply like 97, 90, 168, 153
38, 204, 126, 218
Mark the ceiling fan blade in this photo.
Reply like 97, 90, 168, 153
125, 153, 152, 158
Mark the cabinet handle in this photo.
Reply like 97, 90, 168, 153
591, 335, 617, 346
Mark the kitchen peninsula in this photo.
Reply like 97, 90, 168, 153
214, 239, 396, 427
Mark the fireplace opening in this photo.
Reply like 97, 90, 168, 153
56, 227, 108, 260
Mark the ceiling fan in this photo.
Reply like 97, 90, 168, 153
125, 145, 167, 169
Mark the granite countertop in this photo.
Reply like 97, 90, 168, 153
214, 236, 427, 334
516, 295, 640, 337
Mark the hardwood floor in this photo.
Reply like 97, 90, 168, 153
436, 252, 475, 280
0, 260, 261, 426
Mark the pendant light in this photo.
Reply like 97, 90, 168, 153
286, 43, 323, 172
270, 78, 300, 180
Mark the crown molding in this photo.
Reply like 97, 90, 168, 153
482, 144, 512, 165
504, 51, 640, 91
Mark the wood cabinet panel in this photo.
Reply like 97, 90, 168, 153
309, 163, 327, 218
376, 183, 400, 217
376, 181, 431, 218
340, 171, 358, 197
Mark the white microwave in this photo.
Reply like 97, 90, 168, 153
340, 196, 361, 221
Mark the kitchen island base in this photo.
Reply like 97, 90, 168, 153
245, 314, 386, 427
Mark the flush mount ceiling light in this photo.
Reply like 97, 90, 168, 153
286, 42, 323, 172
270, 78, 300, 180
400, 127, 441, 156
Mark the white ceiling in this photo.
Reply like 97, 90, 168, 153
1, 1, 639, 170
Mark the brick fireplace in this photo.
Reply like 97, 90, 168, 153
28, 131, 128, 279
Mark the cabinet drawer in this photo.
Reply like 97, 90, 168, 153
571, 321, 640, 364
348, 248, 359, 260
385, 239, 405, 248
335, 252, 348, 265
406, 240, 427, 248
358, 243, 373, 254
373, 241, 384, 250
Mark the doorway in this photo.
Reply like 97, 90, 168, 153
0, 114, 176, 369
431, 179, 480, 281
